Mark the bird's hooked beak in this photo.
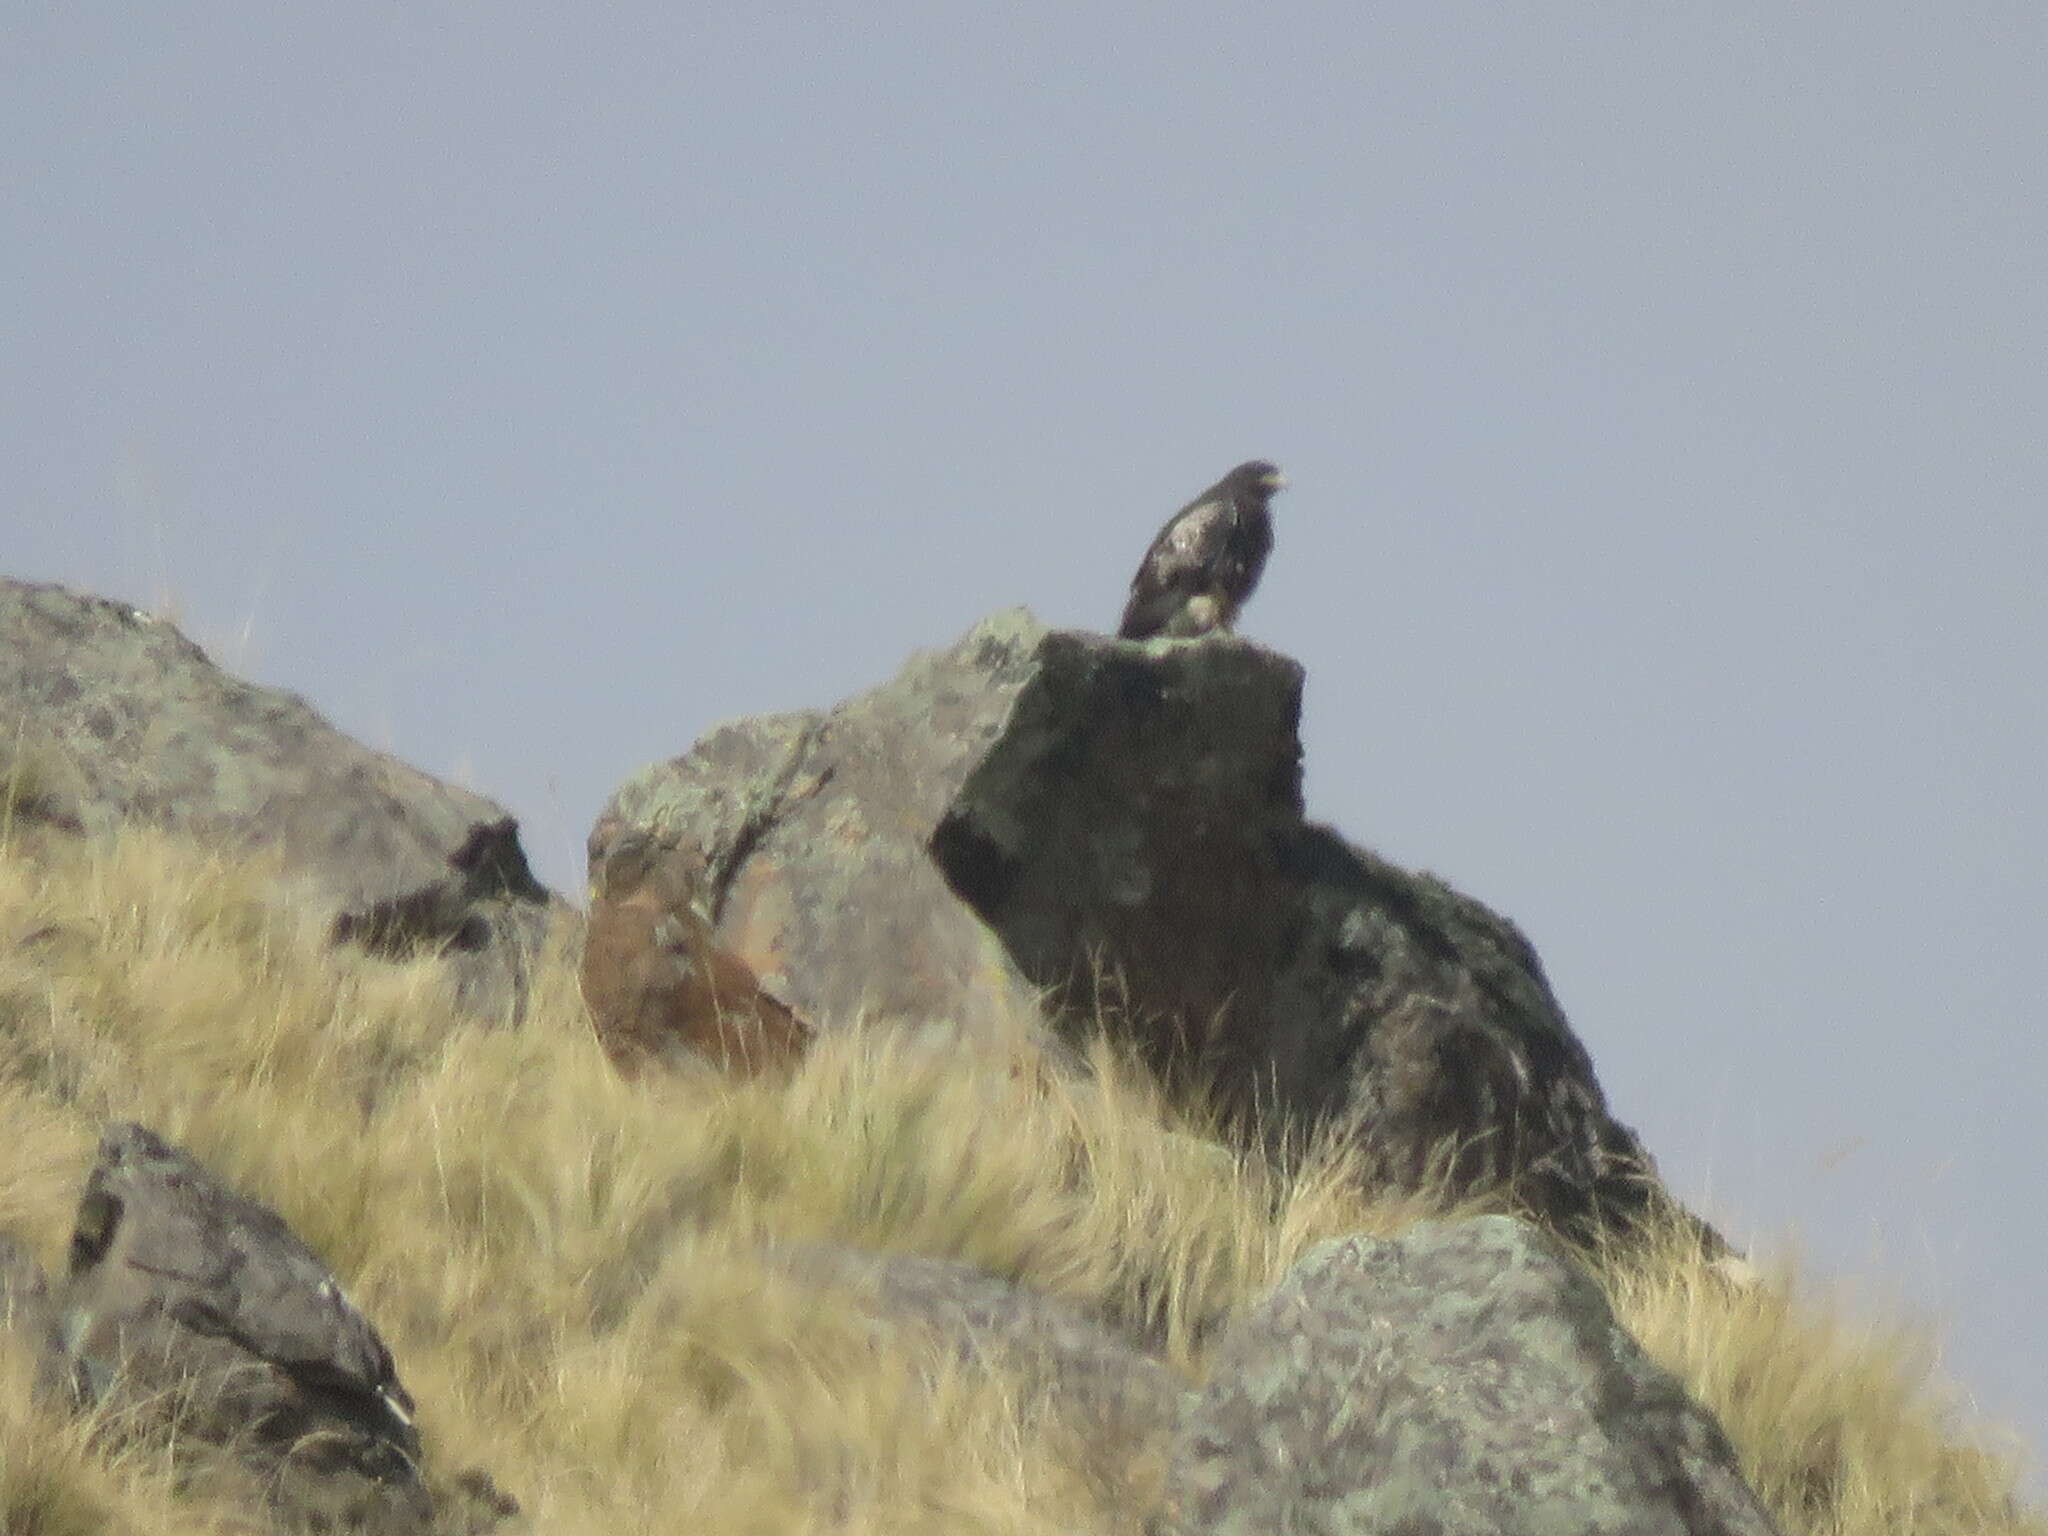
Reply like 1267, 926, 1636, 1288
1261, 469, 1289, 491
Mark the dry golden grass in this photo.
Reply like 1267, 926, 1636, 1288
1599, 1225, 2045, 1536
0, 825, 2038, 1534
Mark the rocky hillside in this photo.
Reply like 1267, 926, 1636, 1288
0, 576, 2037, 1535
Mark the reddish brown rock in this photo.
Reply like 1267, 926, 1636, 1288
580, 831, 812, 1079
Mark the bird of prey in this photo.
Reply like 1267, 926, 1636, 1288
1117, 461, 1287, 640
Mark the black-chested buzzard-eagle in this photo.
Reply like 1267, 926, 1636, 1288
1117, 461, 1287, 640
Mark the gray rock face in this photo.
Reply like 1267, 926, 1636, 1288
0, 1230, 69, 1398
60, 1123, 433, 1531
773, 1242, 1183, 1436
1162, 1216, 1781, 1536
0, 578, 557, 1018
771, 1243, 1185, 1507
591, 611, 1055, 1048
595, 609, 1688, 1245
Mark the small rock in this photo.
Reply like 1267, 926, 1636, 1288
59, 1123, 433, 1531
434, 1466, 523, 1534
0, 1230, 71, 1400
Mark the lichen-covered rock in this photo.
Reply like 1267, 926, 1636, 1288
1162, 1216, 1781, 1536
58, 1123, 435, 1532
595, 609, 1695, 1246
0, 578, 558, 1019
590, 612, 1055, 1051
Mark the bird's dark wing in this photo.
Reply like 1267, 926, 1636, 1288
1118, 496, 1231, 638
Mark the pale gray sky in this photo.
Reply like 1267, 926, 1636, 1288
6, 3, 2043, 1488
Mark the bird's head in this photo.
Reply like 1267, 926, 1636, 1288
1228, 460, 1287, 496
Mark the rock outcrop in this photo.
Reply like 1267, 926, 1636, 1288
588, 646, 1047, 1052
0, 578, 558, 1019
1162, 1215, 1781, 1536
0, 576, 1837, 1531
59, 1123, 435, 1531
594, 609, 1692, 1246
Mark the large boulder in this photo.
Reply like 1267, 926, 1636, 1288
1161, 1216, 1781, 1536
589, 613, 1055, 1051
0, 578, 558, 1018
58, 1123, 435, 1531
594, 610, 1691, 1246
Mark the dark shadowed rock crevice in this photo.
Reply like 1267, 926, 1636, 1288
595, 608, 1708, 1249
